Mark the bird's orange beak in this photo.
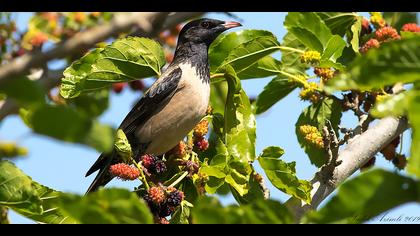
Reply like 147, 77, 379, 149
222, 21, 242, 29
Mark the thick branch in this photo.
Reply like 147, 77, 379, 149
286, 116, 409, 220
0, 12, 205, 121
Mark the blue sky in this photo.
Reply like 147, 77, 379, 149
2, 12, 420, 224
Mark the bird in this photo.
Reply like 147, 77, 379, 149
85, 18, 242, 193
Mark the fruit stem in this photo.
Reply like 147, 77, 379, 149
132, 159, 150, 190
169, 171, 189, 188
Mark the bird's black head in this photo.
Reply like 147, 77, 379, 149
177, 18, 242, 47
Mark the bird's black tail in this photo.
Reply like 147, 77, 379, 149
85, 151, 116, 194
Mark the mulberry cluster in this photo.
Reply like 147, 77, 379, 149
314, 67, 335, 83
142, 186, 185, 223
167, 141, 187, 158
380, 136, 400, 160
392, 154, 407, 170
359, 39, 380, 54
370, 12, 386, 29
401, 23, 420, 33
299, 82, 321, 104
108, 163, 140, 181
193, 119, 210, 152
299, 125, 324, 149
112, 80, 146, 94
141, 154, 167, 175
375, 26, 401, 42
300, 50, 321, 65
361, 17, 373, 36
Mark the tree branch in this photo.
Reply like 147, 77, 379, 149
0, 12, 206, 121
286, 116, 409, 220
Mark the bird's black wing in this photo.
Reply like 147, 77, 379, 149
119, 67, 183, 135
85, 67, 183, 183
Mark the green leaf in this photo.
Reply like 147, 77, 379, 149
210, 81, 228, 115
192, 196, 294, 224
280, 33, 309, 74
284, 12, 333, 52
70, 89, 109, 118
316, 12, 361, 54
383, 12, 418, 31
170, 201, 191, 224
56, 188, 153, 224
29, 105, 115, 152
230, 170, 266, 205
258, 146, 312, 203
0, 76, 45, 108
0, 160, 75, 223
349, 16, 362, 53
319, 35, 346, 70
304, 169, 419, 223
326, 36, 420, 92
0, 160, 42, 214
236, 56, 282, 80
224, 66, 256, 163
407, 93, 420, 177
209, 29, 275, 72
371, 91, 412, 118
60, 37, 165, 98
295, 98, 342, 167
216, 36, 281, 73
114, 129, 132, 162
316, 12, 360, 37
255, 75, 297, 114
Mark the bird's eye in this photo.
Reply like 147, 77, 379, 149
201, 22, 211, 28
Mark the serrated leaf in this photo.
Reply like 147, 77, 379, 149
349, 16, 362, 53
326, 36, 420, 92
60, 37, 165, 98
304, 169, 419, 223
258, 146, 312, 203
295, 98, 342, 167
0, 160, 75, 223
216, 36, 281, 73
209, 29, 275, 72
192, 196, 294, 224
56, 188, 153, 224
113, 129, 132, 162
284, 12, 333, 53
255, 75, 298, 114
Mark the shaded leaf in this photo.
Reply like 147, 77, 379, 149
0, 76, 45, 108
255, 75, 297, 114
326, 36, 420, 92
192, 196, 294, 224
236, 56, 282, 80
407, 93, 420, 177
295, 98, 342, 167
70, 89, 109, 118
383, 12, 418, 31
319, 35, 346, 70
29, 105, 115, 152
56, 188, 153, 224
304, 169, 419, 223
280, 33, 309, 74
60, 37, 165, 98
170, 201, 191, 224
